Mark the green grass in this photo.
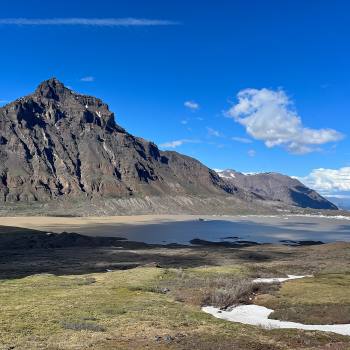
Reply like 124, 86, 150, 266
0, 269, 164, 348
0, 267, 349, 349
187, 265, 246, 276
256, 273, 350, 324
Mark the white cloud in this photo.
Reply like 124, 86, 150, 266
231, 136, 253, 144
297, 167, 350, 195
0, 18, 179, 26
180, 120, 188, 125
207, 127, 221, 137
184, 100, 199, 110
247, 149, 256, 157
160, 139, 199, 148
80, 76, 95, 82
226, 88, 344, 154
325, 194, 350, 199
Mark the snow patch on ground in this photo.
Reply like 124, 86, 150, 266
203, 274, 350, 335
202, 305, 350, 336
253, 275, 313, 284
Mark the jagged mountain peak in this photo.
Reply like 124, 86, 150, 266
34, 77, 69, 100
36, 77, 65, 90
32, 78, 106, 111
0, 78, 121, 132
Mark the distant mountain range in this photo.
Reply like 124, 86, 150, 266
0, 78, 337, 215
216, 170, 337, 210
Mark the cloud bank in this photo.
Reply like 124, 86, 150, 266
297, 167, 350, 195
226, 88, 344, 154
0, 18, 179, 27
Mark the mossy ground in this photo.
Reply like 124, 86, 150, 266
256, 273, 350, 324
1, 225, 350, 349
0, 266, 349, 349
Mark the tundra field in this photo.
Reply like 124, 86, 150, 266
0, 216, 350, 350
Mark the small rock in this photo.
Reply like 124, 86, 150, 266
164, 335, 174, 342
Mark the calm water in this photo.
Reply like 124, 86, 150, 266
65, 215, 350, 245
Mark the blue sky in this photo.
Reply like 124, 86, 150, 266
0, 0, 350, 196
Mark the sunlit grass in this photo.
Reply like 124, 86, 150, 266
256, 273, 350, 324
0, 267, 348, 349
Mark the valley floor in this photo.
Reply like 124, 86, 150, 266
1, 213, 350, 244
0, 219, 350, 349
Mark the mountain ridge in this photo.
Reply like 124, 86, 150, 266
0, 78, 337, 215
0, 79, 245, 200
216, 169, 337, 210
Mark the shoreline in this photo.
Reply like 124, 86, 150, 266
1, 212, 350, 229
1, 214, 350, 245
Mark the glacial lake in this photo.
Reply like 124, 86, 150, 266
35, 215, 350, 245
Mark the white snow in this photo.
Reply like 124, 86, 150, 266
102, 142, 117, 167
202, 305, 350, 336
102, 142, 113, 158
203, 274, 350, 336
253, 275, 313, 284
96, 111, 102, 118
41, 130, 48, 143
217, 171, 236, 179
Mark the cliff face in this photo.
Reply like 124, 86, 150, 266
0, 78, 237, 203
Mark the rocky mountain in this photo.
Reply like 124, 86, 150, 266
0, 78, 261, 215
0, 78, 337, 215
216, 169, 337, 210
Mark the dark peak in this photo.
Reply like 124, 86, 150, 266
36, 77, 66, 89
35, 77, 69, 100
